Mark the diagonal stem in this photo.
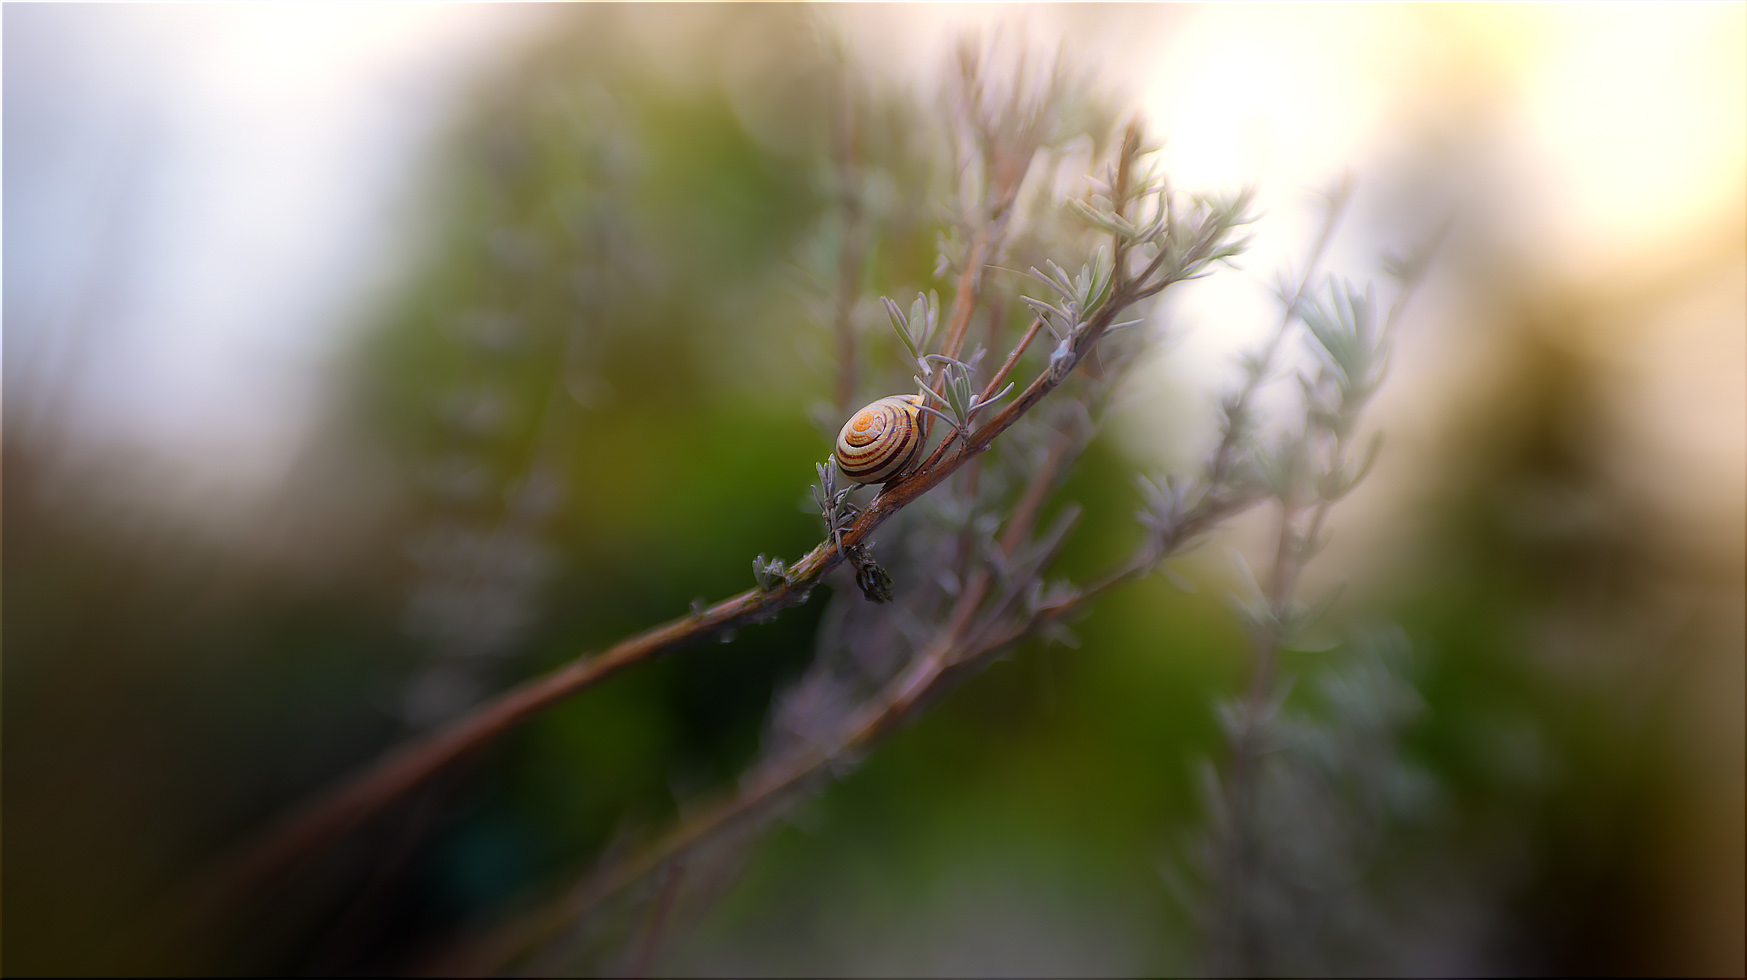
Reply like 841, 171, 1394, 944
439, 471, 1266, 975
186, 136, 1248, 927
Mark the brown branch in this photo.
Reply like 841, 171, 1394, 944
471, 196, 1273, 970
434, 262, 1276, 967
939, 228, 991, 361
190, 576, 818, 906
440, 409, 1092, 974
983, 296, 1007, 365
199, 231, 1043, 910
911, 314, 1044, 479
444, 474, 1268, 975
979, 316, 1043, 406
444, 603, 982, 976
196, 127, 1250, 921
213, 274, 1122, 915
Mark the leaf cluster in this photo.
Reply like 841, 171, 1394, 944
883, 291, 941, 377
810, 460, 859, 555
912, 350, 1014, 443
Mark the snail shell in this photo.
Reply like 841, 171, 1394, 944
835, 394, 931, 484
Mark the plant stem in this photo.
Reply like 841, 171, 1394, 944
443, 426, 1083, 973
193, 137, 1246, 922
979, 316, 1043, 406
197, 234, 1053, 911
439, 465, 1264, 975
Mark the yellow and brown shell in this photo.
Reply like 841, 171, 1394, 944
834, 394, 931, 484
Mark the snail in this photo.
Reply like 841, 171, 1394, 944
835, 394, 932, 484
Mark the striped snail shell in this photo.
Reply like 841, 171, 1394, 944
835, 394, 931, 484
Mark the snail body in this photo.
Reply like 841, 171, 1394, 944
835, 394, 931, 484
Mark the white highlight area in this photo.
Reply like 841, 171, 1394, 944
7, 4, 1740, 533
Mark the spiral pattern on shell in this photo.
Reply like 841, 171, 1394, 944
835, 394, 931, 484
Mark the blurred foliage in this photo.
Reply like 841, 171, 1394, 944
3, 6, 1739, 977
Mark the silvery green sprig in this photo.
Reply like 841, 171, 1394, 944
1018, 249, 1144, 382
810, 458, 892, 602
752, 554, 789, 592
911, 349, 1016, 442
1300, 278, 1389, 429
1135, 472, 1199, 555
883, 290, 941, 378
1020, 249, 1115, 340
811, 459, 859, 555
1072, 183, 1257, 299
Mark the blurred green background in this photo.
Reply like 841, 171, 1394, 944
5, 5, 1742, 976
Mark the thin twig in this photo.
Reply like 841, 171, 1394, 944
939, 228, 992, 362
979, 316, 1044, 408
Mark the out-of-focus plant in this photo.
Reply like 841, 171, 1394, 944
1188, 625, 1445, 975
1155, 199, 1449, 973
191, 26, 1443, 976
